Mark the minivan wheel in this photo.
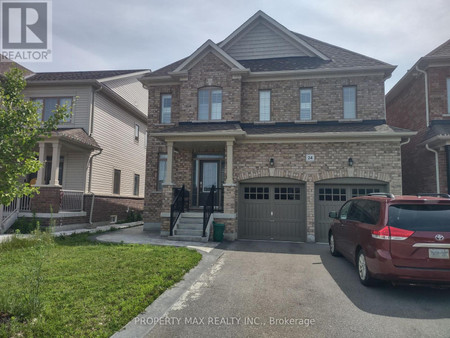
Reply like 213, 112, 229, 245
329, 233, 341, 257
357, 249, 375, 286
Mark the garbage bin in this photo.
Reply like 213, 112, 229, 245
213, 222, 225, 242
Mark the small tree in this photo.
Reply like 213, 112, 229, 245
0, 68, 70, 206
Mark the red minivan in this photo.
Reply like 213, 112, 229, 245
328, 193, 450, 286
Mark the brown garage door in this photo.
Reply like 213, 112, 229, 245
239, 183, 306, 241
314, 184, 387, 243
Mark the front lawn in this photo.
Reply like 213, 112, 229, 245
0, 232, 202, 337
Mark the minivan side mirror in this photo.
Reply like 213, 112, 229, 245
329, 211, 338, 219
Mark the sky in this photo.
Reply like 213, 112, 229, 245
20, 0, 450, 92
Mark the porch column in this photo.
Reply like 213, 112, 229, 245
49, 142, 61, 186
35, 142, 46, 186
226, 140, 234, 184
165, 141, 173, 185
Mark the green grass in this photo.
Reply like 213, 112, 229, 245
0, 233, 202, 337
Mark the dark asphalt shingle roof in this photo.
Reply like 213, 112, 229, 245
153, 121, 411, 135
426, 39, 450, 57
146, 30, 393, 77
52, 128, 101, 149
28, 69, 148, 82
424, 122, 450, 142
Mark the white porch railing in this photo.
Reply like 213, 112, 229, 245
0, 198, 19, 234
60, 190, 84, 212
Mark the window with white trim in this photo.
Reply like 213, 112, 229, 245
161, 94, 172, 123
135, 123, 139, 141
113, 169, 121, 195
300, 88, 312, 120
343, 86, 356, 119
198, 88, 222, 120
259, 90, 271, 121
134, 174, 140, 196
157, 154, 167, 191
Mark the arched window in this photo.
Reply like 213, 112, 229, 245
198, 87, 222, 120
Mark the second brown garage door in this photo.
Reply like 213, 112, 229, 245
238, 183, 306, 241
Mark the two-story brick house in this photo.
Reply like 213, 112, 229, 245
142, 11, 414, 242
1, 69, 150, 232
386, 39, 450, 195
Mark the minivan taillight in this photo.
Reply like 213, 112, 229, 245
371, 226, 415, 240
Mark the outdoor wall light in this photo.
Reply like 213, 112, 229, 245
269, 158, 275, 167
348, 158, 354, 167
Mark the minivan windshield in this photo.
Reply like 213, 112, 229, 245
388, 204, 450, 232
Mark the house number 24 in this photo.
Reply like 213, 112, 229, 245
306, 154, 315, 162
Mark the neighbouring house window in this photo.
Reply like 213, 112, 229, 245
447, 78, 450, 114
145, 132, 148, 148
161, 94, 172, 123
300, 88, 312, 120
259, 90, 271, 121
343, 86, 356, 119
113, 169, 121, 194
134, 174, 140, 196
135, 123, 139, 141
32, 97, 73, 122
157, 154, 167, 191
44, 156, 64, 185
198, 88, 222, 120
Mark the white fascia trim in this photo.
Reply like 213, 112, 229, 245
244, 66, 393, 82
98, 70, 151, 83
171, 40, 247, 74
219, 10, 329, 61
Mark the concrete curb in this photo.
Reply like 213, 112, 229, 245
112, 247, 224, 338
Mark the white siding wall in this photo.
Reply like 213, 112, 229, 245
103, 77, 148, 115
24, 85, 92, 132
225, 22, 307, 60
89, 93, 146, 197
62, 151, 89, 191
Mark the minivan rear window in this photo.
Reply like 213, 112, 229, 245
388, 204, 450, 231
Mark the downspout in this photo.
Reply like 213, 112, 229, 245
446, 145, 450, 194
415, 63, 429, 127
400, 138, 410, 147
425, 144, 440, 194
87, 84, 103, 225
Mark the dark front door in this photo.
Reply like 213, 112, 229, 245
199, 161, 219, 206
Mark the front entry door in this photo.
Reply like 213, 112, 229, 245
199, 161, 219, 206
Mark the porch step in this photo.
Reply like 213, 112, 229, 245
174, 229, 203, 237
168, 235, 208, 243
179, 217, 203, 225
177, 222, 203, 230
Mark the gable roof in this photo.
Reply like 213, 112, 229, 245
426, 39, 450, 57
219, 10, 329, 61
387, 39, 450, 103
171, 40, 247, 76
143, 11, 394, 81
27, 69, 149, 82
0, 57, 34, 77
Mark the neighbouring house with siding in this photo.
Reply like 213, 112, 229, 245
1, 69, 150, 232
386, 39, 450, 195
141, 11, 415, 243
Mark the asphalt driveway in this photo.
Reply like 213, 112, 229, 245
141, 240, 450, 338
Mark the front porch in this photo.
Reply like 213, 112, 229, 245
151, 128, 241, 241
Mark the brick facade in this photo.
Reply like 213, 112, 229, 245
387, 65, 450, 194
85, 195, 144, 224
31, 186, 62, 213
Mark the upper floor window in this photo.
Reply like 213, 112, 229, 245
161, 94, 172, 123
32, 97, 73, 122
259, 90, 271, 121
343, 86, 356, 119
300, 88, 312, 120
135, 123, 140, 141
447, 78, 450, 114
198, 88, 222, 120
